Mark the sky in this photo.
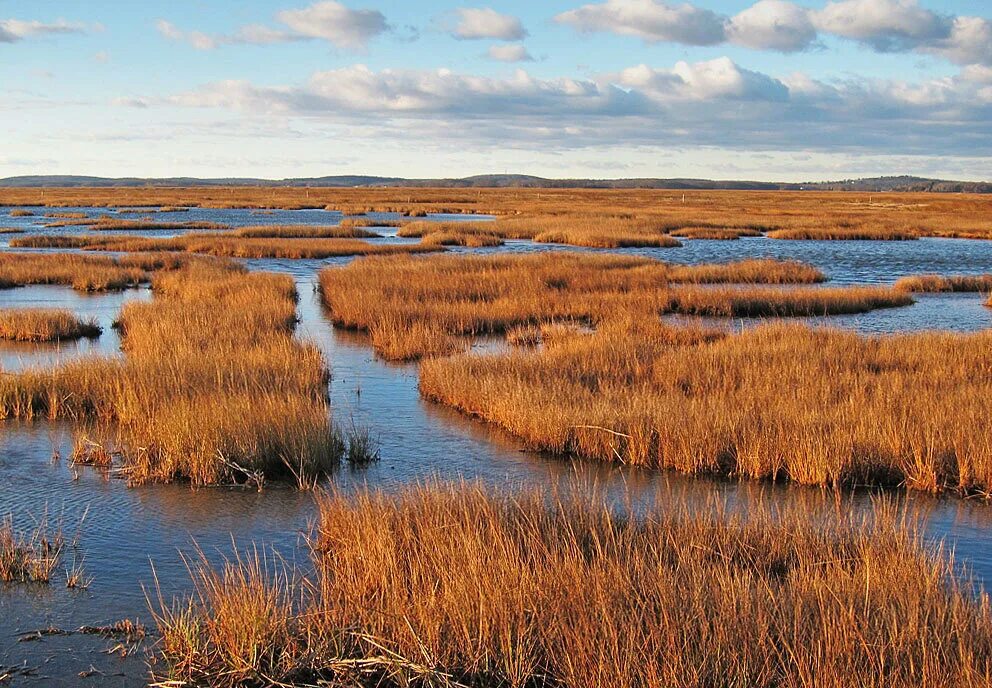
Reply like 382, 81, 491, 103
1, 0, 990, 181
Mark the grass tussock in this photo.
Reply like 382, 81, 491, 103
11, 234, 443, 259
0, 309, 101, 342
318, 253, 883, 360
671, 226, 764, 239
153, 482, 992, 688
422, 319, 992, 495
767, 227, 920, 240
894, 273, 992, 293
223, 225, 381, 239
420, 231, 504, 247
0, 513, 67, 584
0, 263, 342, 485
0, 227, 24, 234
9, 209, 34, 217
0, 251, 228, 292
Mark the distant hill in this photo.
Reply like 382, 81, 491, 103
1, 174, 988, 193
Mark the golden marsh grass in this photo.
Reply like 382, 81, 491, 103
0, 309, 101, 342
895, 273, 992, 293
152, 482, 992, 688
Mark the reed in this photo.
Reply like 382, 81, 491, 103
421, 319, 992, 495
318, 253, 881, 360
152, 482, 992, 688
0, 263, 342, 485
0, 512, 65, 584
894, 273, 992, 293
0, 309, 101, 342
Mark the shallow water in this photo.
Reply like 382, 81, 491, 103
1, 208, 991, 685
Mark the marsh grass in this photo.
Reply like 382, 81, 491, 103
422, 319, 992, 495
895, 273, 992, 293
152, 482, 992, 688
767, 227, 920, 240
0, 263, 342, 485
0, 309, 102, 342
671, 226, 764, 239
224, 225, 382, 239
9, 209, 34, 217
12, 234, 444, 259
0, 251, 228, 292
0, 512, 66, 584
319, 253, 895, 360
420, 231, 504, 247
0, 227, 24, 234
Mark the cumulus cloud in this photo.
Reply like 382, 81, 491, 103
276, 1, 388, 49
487, 44, 534, 62
554, 0, 726, 46
157, 1, 387, 52
727, 0, 816, 52
159, 57, 992, 160
0, 18, 90, 43
555, 0, 992, 66
448, 8, 527, 40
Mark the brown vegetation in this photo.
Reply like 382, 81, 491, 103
11, 234, 443, 259
0, 512, 66, 584
223, 224, 381, 239
671, 226, 764, 239
317, 253, 903, 360
767, 227, 920, 240
421, 319, 992, 495
894, 273, 992, 293
152, 482, 992, 688
8, 209, 34, 217
0, 309, 101, 342
0, 262, 342, 485
0, 251, 222, 292
0, 227, 24, 234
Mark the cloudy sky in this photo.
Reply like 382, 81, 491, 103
2, 0, 990, 181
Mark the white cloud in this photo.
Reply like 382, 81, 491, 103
811, 0, 950, 51
160, 58, 992, 162
0, 18, 90, 43
554, 0, 992, 66
727, 0, 816, 52
276, 1, 388, 49
487, 44, 534, 62
448, 8, 527, 41
554, 0, 726, 46
157, 2, 387, 52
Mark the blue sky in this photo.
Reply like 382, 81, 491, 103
2, 0, 990, 180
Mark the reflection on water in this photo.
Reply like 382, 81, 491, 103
1, 208, 991, 684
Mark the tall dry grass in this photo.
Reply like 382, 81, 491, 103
0, 227, 24, 234
767, 227, 920, 240
0, 309, 101, 342
224, 224, 381, 239
152, 482, 992, 688
317, 253, 907, 360
895, 273, 992, 292
0, 263, 342, 485
421, 319, 992, 495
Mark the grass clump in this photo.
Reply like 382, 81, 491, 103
0, 513, 66, 584
895, 273, 992, 293
9, 209, 33, 217
12, 234, 443, 259
422, 319, 992, 495
224, 225, 382, 239
0, 309, 101, 342
671, 226, 763, 239
0, 227, 24, 234
420, 231, 504, 247
0, 263, 342, 485
317, 253, 874, 361
152, 482, 992, 688
767, 227, 920, 240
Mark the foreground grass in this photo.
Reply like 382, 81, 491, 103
317, 253, 909, 360
11, 234, 443, 259
0, 512, 67, 584
421, 319, 992, 495
0, 309, 101, 342
152, 482, 992, 688
0, 262, 341, 485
